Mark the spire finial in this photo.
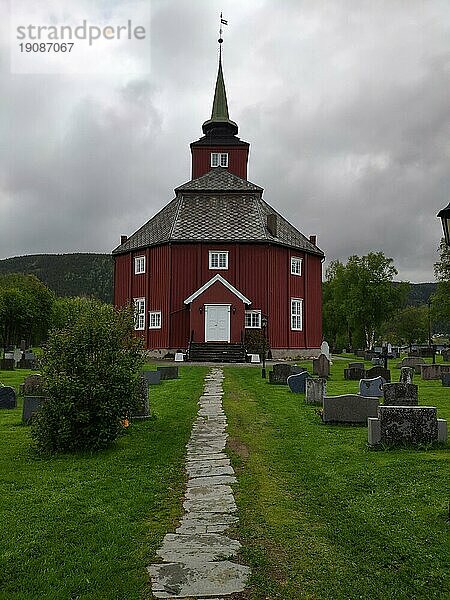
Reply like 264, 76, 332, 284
218, 12, 227, 61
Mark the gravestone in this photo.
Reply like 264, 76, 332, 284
320, 341, 331, 361
383, 383, 418, 406
399, 367, 414, 384
355, 350, 366, 358
19, 374, 44, 396
371, 357, 382, 366
396, 357, 425, 373
132, 375, 151, 420
287, 371, 311, 394
442, 373, 450, 387
305, 378, 326, 404
322, 394, 379, 423
142, 370, 161, 385
364, 352, 376, 361
157, 366, 179, 380
420, 364, 442, 380
0, 386, 16, 409
22, 396, 45, 423
359, 377, 384, 398
312, 354, 330, 378
368, 406, 447, 446
442, 349, 449, 362
344, 367, 365, 381
269, 364, 304, 385
348, 362, 364, 370
365, 366, 391, 382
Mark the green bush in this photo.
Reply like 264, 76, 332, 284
31, 300, 144, 453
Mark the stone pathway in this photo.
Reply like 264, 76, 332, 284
148, 368, 250, 599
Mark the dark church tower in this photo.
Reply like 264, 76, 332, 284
190, 58, 250, 179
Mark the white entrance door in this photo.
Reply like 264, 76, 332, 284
205, 305, 230, 342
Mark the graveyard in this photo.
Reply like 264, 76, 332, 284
0, 353, 448, 599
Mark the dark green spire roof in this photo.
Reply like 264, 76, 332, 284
202, 57, 238, 136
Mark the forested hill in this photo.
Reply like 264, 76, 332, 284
0, 253, 436, 306
0, 254, 113, 303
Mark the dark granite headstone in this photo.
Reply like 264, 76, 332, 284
287, 371, 311, 393
344, 367, 365, 381
371, 357, 383, 366
312, 354, 330, 378
399, 367, 414, 384
22, 396, 45, 423
269, 364, 304, 385
322, 394, 379, 423
0, 386, 17, 409
348, 362, 364, 370
442, 349, 449, 362
355, 350, 366, 358
141, 370, 161, 385
378, 406, 438, 445
420, 364, 440, 380
383, 383, 418, 406
442, 373, 450, 387
359, 377, 384, 398
365, 366, 391, 382
157, 366, 179, 380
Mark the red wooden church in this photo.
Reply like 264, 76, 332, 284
113, 55, 324, 360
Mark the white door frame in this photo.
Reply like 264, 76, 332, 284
204, 304, 231, 342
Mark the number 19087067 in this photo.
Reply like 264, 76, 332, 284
19, 43, 74, 52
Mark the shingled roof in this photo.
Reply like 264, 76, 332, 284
113, 168, 324, 257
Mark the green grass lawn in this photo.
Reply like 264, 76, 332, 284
0, 366, 206, 600
223, 358, 450, 600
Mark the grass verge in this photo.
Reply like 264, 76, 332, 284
223, 360, 449, 600
0, 365, 206, 600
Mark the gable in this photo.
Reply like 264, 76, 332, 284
184, 274, 251, 305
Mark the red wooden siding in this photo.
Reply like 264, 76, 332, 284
191, 146, 249, 179
114, 241, 322, 351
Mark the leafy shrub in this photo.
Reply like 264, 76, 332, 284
31, 299, 144, 453
244, 329, 270, 354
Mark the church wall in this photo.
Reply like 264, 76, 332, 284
191, 146, 249, 179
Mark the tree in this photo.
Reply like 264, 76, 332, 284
31, 300, 144, 453
380, 306, 429, 349
431, 240, 450, 332
0, 274, 54, 350
323, 252, 409, 349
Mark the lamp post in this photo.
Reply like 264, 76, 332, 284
437, 202, 450, 246
261, 315, 268, 379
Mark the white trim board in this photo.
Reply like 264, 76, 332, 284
184, 274, 251, 305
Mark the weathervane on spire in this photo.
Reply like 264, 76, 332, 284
218, 12, 228, 60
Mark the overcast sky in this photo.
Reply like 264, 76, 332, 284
1, 0, 449, 282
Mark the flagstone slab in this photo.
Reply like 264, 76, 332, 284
183, 495, 237, 514
148, 367, 249, 598
148, 560, 250, 599
187, 475, 237, 487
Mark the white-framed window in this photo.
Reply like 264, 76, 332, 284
245, 310, 261, 329
149, 311, 162, 329
209, 250, 229, 270
134, 255, 145, 274
211, 152, 228, 167
134, 298, 146, 330
291, 256, 303, 276
291, 298, 303, 331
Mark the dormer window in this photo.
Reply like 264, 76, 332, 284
211, 152, 228, 168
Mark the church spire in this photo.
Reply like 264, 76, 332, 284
202, 17, 238, 136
